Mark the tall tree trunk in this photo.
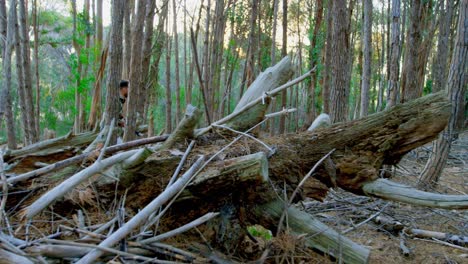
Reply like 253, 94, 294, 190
87, 0, 105, 129
330, 0, 350, 123
124, 0, 147, 142
1, 0, 17, 149
122, 0, 134, 79
270, 0, 279, 64
360, 0, 372, 118
418, 0, 467, 189
322, 0, 333, 115
18, 0, 38, 143
141, 0, 156, 120
172, 0, 181, 124
71, 0, 83, 134
433, 0, 454, 93
278, 0, 288, 133
305, 0, 324, 127
104, 0, 125, 143
386, 0, 401, 108
0, 0, 5, 54
400, 0, 432, 103
32, 0, 40, 136
239, 0, 258, 99
201, 0, 212, 117
165, 32, 173, 134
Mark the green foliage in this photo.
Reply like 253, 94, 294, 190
247, 225, 273, 241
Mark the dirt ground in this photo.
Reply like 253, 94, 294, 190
291, 131, 468, 264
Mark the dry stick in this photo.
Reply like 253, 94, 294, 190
413, 237, 468, 252
190, 28, 211, 124
42, 239, 175, 263
276, 149, 335, 235
23, 149, 139, 219
167, 140, 196, 187
212, 124, 273, 153
342, 203, 390, 234
4, 135, 168, 185
196, 67, 315, 136
97, 118, 115, 162
141, 212, 219, 244
76, 156, 205, 264
264, 108, 297, 118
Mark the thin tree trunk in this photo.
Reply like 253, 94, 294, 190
104, 0, 125, 143
271, 0, 279, 64
278, 0, 288, 134
15, 3, 29, 145
201, 0, 212, 116
32, 0, 40, 136
305, 0, 324, 127
124, 0, 147, 142
0, 0, 5, 54
360, 0, 372, 118
172, 0, 181, 124
1, 0, 17, 149
433, 0, 454, 93
322, 0, 333, 114
165, 36, 173, 133
18, 0, 38, 143
418, 0, 467, 189
239, 0, 258, 99
141, 0, 156, 120
122, 0, 134, 79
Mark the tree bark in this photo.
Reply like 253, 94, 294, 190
278, 0, 288, 134
122, 0, 134, 79
322, 0, 333, 115
433, 0, 454, 93
17, 0, 38, 144
32, 0, 40, 137
141, 0, 156, 118
418, 0, 467, 189
386, 0, 401, 109
330, 0, 350, 123
360, 0, 372, 118
124, 0, 147, 142
172, 0, 181, 124
104, 0, 125, 140
1, 0, 17, 149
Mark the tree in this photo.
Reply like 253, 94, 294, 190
172, 0, 181, 124
124, 0, 146, 142
329, 0, 350, 123
121, 0, 133, 79
32, 0, 40, 136
104, 0, 125, 137
386, 0, 402, 108
1, 0, 17, 149
278, 0, 288, 133
0, 0, 6, 55
360, 0, 372, 118
18, 0, 38, 144
321, 0, 333, 115
418, 0, 467, 189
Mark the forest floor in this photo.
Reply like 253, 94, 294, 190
290, 131, 468, 264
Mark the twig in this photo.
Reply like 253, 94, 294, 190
76, 156, 205, 264
277, 149, 335, 235
413, 237, 468, 252
212, 124, 273, 153
167, 140, 196, 187
141, 212, 219, 244
342, 203, 390, 234
42, 239, 174, 263
264, 108, 297, 118
399, 232, 411, 256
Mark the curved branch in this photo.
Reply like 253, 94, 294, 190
362, 179, 468, 209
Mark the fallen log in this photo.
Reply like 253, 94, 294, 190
362, 179, 468, 209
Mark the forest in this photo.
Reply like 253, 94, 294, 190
0, 0, 467, 263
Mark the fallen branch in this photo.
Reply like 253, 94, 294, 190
140, 212, 219, 244
23, 149, 139, 219
362, 179, 468, 209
